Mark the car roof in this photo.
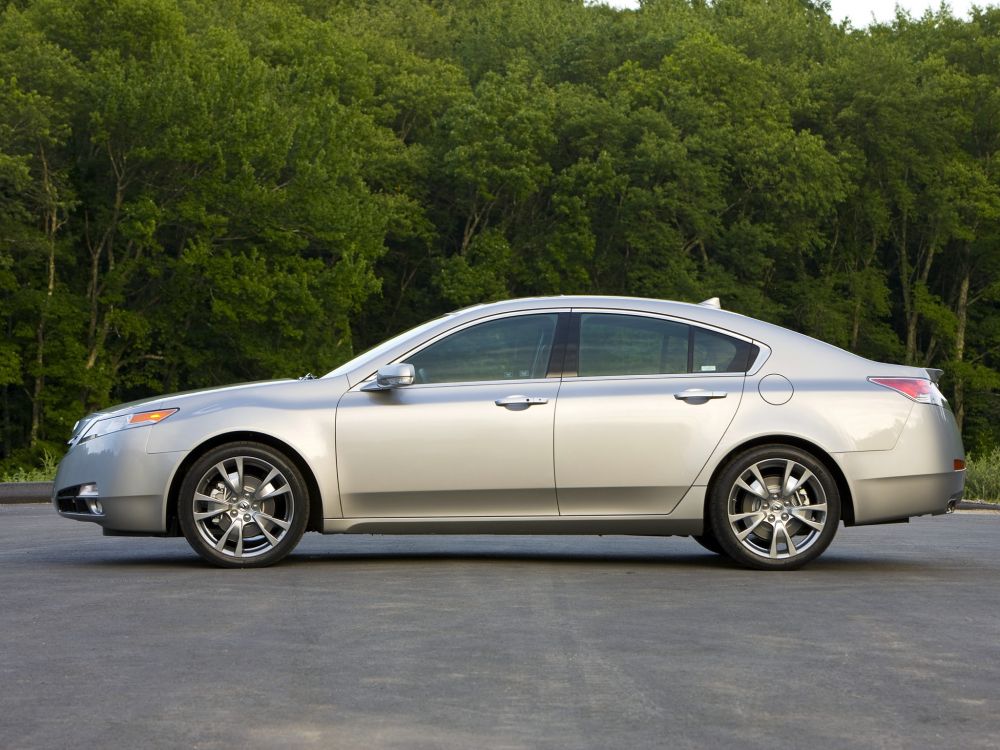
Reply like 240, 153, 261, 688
445, 295, 765, 337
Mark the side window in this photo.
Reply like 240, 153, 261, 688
407, 314, 558, 384
577, 313, 754, 376
692, 327, 752, 373
579, 314, 689, 376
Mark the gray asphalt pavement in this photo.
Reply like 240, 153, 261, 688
2, 504, 999, 750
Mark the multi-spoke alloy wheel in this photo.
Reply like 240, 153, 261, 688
709, 445, 840, 570
178, 442, 309, 568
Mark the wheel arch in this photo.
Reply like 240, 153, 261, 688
704, 435, 856, 527
166, 431, 325, 536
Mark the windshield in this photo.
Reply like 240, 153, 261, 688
323, 315, 452, 379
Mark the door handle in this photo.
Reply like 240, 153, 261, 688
495, 395, 549, 407
674, 389, 728, 401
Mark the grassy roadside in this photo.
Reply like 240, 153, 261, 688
965, 448, 1000, 504
0, 451, 58, 483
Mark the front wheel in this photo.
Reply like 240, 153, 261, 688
178, 442, 309, 568
708, 445, 840, 571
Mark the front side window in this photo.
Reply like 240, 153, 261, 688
406, 314, 558, 384
577, 313, 752, 377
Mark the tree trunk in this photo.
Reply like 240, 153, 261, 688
2, 385, 10, 459
850, 296, 862, 351
29, 146, 60, 447
897, 208, 916, 365
953, 265, 970, 432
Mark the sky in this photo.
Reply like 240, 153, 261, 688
596, 0, 984, 28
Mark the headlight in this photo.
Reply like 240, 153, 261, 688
79, 408, 178, 443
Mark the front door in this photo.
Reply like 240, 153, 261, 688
336, 312, 564, 518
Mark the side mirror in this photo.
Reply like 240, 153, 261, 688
362, 363, 416, 391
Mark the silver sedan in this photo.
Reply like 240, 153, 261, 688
53, 296, 966, 570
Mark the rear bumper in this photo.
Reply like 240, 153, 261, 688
836, 403, 965, 525
839, 470, 964, 524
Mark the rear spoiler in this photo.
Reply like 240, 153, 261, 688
925, 368, 944, 384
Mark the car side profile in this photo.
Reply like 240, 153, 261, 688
52, 296, 966, 570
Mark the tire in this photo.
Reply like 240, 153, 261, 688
708, 444, 840, 571
178, 441, 309, 568
692, 530, 726, 556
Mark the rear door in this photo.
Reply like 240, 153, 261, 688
554, 311, 748, 515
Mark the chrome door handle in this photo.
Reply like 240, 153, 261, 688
495, 395, 549, 407
674, 389, 728, 401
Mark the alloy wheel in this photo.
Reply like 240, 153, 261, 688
190, 455, 296, 560
726, 457, 829, 561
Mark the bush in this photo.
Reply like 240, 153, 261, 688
0, 450, 58, 483
965, 448, 1000, 503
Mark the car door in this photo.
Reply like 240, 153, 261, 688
554, 311, 748, 515
336, 311, 566, 518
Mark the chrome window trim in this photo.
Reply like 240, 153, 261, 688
747, 341, 772, 376
565, 372, 747, 384
350, 306, 772, 389
369, 377, 559, 392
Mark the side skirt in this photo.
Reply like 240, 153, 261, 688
322, 515, 702, 536
321, 487, 707, 536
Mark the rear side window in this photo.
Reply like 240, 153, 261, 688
579, 314, 689, 376
577, 313, 753, 377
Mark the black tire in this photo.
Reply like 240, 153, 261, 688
178, 441, 309, 568
709, 444, 840, 571
692, 530, 726, 556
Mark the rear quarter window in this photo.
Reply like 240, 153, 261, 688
692, 328, 753, 373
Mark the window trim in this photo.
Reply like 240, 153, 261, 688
565, 308, 763, 381
351, 306, 771, 390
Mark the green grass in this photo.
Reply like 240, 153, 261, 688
0, 450, 58, 483
965, 447, 1000, 503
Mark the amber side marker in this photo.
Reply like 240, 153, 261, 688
127, 408, 178, 425
954, 459, 966, 471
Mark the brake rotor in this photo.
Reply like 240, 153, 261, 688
740, 479, 811, 542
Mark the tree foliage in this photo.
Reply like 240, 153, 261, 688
2, 0, 1000, 470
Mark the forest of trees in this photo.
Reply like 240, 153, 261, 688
1, 0, 999, 473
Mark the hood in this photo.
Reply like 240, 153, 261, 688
68, 379, 296, 442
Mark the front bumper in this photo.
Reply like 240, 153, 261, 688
52, 427, 187, 533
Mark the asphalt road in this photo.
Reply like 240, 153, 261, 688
2, 504, 998, 750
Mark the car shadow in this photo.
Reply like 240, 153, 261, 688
278, 549, 935, 575
78, 549, 737, 570
56, 536, 939, 574
286, 549, 740, 569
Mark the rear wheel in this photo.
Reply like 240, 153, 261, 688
178, 442, 309, 568
709, 444, 840, 571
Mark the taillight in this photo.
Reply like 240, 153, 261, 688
868, 377, 937, 403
